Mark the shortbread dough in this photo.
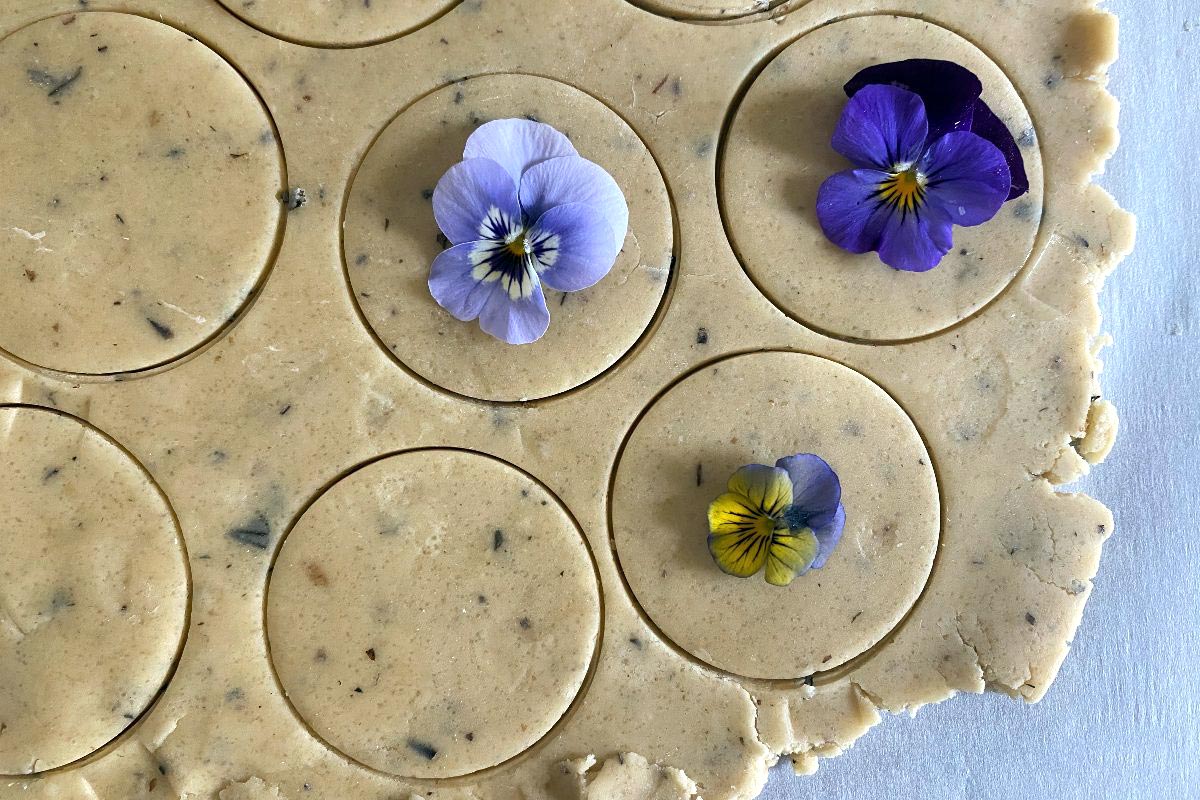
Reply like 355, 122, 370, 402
0, 12, 283, 376
630, 0, 784, 20
612, 352, 938, 679
0, 406, 188, 775
267, 449, 599, 779
0, 1, 1129, 799
721, 15, 1044, 341
343, 73, 673, 402
214, 0, 461, 47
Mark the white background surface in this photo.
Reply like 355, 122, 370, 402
761, 1, 1199, 798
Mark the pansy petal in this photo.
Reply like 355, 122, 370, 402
727, 465, 794, 518
477, 274, 550, 345
809, 503, 846, 570
775, 454, 841, 519
463, 119, 579, 186
815, 168, 894, 254
966, 100, 1028, 200
876, 200, 954, 272
845, 59, 982, 141
920, 131, 1011, 227
428, 241, 497, 322
831, 85, 929, 170
432, 158, 521, 245
764, 529, 820, 586
526, 202, 619, 292
708, 492, 776, 537
519, 156, 628, 252
708, 529, 772, 578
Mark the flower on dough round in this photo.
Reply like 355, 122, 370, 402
707, 454, 846, 587
428, 119, 629, 344
816, 59, 1028, 272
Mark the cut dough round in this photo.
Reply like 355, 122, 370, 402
720, 15, 1043, 341
343, 73, 673, 402
0, 406, 189, 774
0, 12, 283, 375
215, 0, 459, 47
266, 450, 600, 778
611, 352, 939, 679
628, 0, 783, 19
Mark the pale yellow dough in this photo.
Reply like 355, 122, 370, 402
214, 0, 460, 47
721, 15, 1044, 341
267, 449, 599, 779
343, 74, 672, 402
0, 1, 1129, 799
612, 352, 938, 679
0, 406, 188, 775
0, 12, 283, 376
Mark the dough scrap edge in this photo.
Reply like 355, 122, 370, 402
727, 0, 1133, 782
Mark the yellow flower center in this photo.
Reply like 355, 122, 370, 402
505, 232, 529, 257
877, 166, 927, 214
752, 512, 783, 539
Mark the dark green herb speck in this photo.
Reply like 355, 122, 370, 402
228, 513, 270, 549
146, 317, 174, 340
407, 739, 438, 760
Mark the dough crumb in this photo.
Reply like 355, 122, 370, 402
1077, 399, 1118, 465
554, 752, 698, 800
218, 776, 288, 800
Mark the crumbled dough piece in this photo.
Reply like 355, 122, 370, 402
556, 753, 698, 800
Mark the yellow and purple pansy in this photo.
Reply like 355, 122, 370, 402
707, 454, 846, 587
428, 118, 628, 344
816, 59, 1028, 272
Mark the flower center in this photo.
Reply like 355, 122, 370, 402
505, 230, 529, 257
877, 166, 927, 214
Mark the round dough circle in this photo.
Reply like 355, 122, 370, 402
215, 0, 459, 47
343, 74, 674, 402
611, 352, 939, 679
626, 0, 784, 20
266, 450, 600, 778
0, 406, 189, 775
720, 16, 1043, 342
0, 12, 284, 376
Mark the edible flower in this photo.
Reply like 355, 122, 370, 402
428, 118, 628, 344
707, 454, 846, 587
816, 59, 1028, 272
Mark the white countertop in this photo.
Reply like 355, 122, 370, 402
762, 1, 1199, 797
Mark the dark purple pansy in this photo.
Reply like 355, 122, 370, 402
429, 119, 628, 344
843, 59, 1028, 199
816, 60, 1027, 273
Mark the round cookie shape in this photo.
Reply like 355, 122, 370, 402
215, 0, 459, 48
0, 406, 189, 775
627, 0, 785, 20
611, 352, 939, 679
343, 74, 674, 403
0, 12, 284, 376
720, 15, 1043, 342
266, 449, 601, 779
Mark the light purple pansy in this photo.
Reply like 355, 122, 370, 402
428, 119, 628, 344
776, 454, 846, 570
815, 74, 1019, 272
